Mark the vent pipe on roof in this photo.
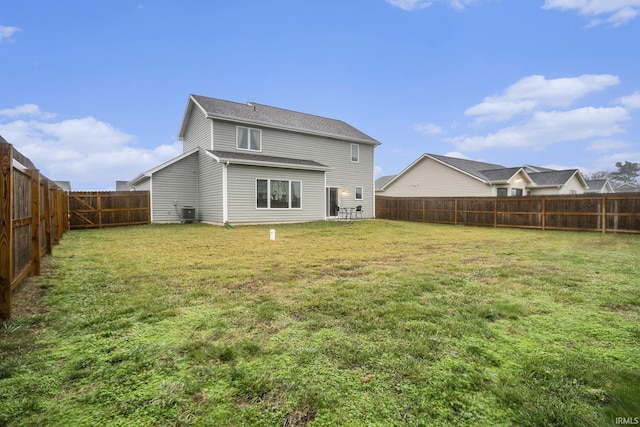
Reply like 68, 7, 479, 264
247, 102, 256, 111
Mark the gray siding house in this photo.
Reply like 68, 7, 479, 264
129, 95, 381, 224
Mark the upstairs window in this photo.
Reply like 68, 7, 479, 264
237, 126, 261, 151
351, 144, 359, 162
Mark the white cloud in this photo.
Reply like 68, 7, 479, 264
0, 105, 181, 190
543, 0, 640, 26
465, 74, 620, 123
385, 0, 478, 11
386, 0, 433, 10
594, 151, 640, 171
587, 139, 632, 152
0, 104, 56, 120
617, 91, 640, 110
0, 25, 20, 42
414, 123, 444, 134
451, 106, 630, 151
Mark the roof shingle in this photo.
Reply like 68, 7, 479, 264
191, 95, 380, 145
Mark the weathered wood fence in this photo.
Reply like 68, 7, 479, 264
1, 137, 69, 320
376, 194, 640, 234
69, 191, 150, 230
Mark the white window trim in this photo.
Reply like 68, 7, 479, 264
355, 186, 363, 200
351, 143, 359, 163
236, 126, 262, 152
256, 178, 302, 210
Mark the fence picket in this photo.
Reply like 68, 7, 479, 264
376, 194, 640, 234
0, 138, 69, 320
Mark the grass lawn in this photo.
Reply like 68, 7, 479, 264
1, 220, 639, 426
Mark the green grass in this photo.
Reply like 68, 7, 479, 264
1, 220, 639, 426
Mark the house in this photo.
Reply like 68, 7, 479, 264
584, 179, 615, 194
614, 182, 640, 193
376, 153, 589, 197
129, 95, 381, 224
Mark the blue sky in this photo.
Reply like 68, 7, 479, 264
2, 0, 640, 190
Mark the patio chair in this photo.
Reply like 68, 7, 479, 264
354, 205, 363, 219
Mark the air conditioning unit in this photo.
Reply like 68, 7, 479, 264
182, 206, 195, 224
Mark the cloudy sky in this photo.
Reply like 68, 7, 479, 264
2, 0, 640, 189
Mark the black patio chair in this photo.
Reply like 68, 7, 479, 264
354, 205, 363, 219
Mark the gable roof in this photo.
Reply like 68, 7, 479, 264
375, 175, 397, 190
528, 169, 587, 188
427, 154, 505, 181
585, 179, 614, 193
128, 148, 199, 186
180, 95, 381, 146
378, 153, 588, 192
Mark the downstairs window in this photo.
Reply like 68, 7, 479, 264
256, 179, 301, 209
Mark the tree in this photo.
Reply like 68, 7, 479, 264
610, 161, 640, 184
585, 170, 612, 181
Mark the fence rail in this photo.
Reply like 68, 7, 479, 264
376, 194, 640, 234
69, 191, 150, 230
1, 137, 69, 320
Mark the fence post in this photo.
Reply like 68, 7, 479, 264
1, 141, 13, 320
493, 198, 498, 228
29, 169, 41, 276
454, 199, 458, 226
43, 180, 52, 255
541, 198, 546, 231
601, 195, 606, 234
98, 192, 103, 229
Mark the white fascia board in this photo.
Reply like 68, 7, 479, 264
205, 151, 332, 172
131, 148, 199, 185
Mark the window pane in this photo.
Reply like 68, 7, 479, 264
250, 129, 261, 151
238, 127, 249, 149
291, 181, 301, 208
355, 186, 363, 200
497, 188, 508, 197
351, 144, 359, 162
257, 180, 268, 208
271, 180, 289, 208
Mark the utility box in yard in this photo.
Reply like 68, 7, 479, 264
182, 206, 195, 224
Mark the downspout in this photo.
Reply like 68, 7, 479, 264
222, 161, 229, 224
372, 147, 376, 219
149, 176, 154, 222
324, 172, 328, 220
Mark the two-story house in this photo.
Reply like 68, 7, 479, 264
129, 95, 381, 224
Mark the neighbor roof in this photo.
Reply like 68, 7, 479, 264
375, 175, 397, 190
428, 154, 505, 181
181, 95, 381, 146
378, 153, 587, 192
528, 169, 585, 187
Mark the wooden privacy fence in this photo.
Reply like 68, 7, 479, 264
376, 194, 640, 234
1, 137, 69, 320
69, 191, 150, 230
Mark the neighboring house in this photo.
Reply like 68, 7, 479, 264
376, 153, 589, 197
614, 182, 640, 193
585, 179, 615, 194
129, 95, 381, 224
